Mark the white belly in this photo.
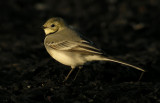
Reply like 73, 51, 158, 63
45, 47, 85, 67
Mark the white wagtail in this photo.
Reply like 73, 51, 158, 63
42, 17, 145, 81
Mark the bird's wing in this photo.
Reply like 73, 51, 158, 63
46, 40, 103, 55
46, 41, 77, 50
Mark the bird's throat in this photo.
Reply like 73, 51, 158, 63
44, 28, 58, 36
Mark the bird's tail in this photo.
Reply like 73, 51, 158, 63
86, 55, 145, 72
103, 57, 145, 72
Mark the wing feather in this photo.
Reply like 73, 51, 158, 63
46, 40, 103, 55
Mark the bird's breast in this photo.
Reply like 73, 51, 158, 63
45, 46, 85, 67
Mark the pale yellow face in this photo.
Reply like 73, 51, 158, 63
42, 17, 66, 35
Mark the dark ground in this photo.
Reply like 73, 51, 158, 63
0, 0, 160, 103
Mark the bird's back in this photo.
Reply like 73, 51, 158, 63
45, 27, 82, 43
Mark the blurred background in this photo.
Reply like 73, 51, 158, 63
0, 0, 160, 103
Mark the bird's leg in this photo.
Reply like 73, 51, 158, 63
138, 71, 145, 81
63, 66, 75, 82
73, 66, 83, 81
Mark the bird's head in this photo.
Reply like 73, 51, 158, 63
42, 17, 66, 35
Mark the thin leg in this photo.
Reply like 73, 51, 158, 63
74, 66, 83, 81
138, 71, 145, 81
63, 66, 75, 82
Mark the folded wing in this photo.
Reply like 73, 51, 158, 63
46, 40, 103, 55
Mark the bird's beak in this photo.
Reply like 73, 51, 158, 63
41, 25, 47, 29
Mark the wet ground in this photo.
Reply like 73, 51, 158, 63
0, 0, 160, 103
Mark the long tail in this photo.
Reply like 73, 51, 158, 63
104, 58, 145, 72
86, 55, 145, 72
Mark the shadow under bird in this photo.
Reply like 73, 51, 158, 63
42, 17, 145, 81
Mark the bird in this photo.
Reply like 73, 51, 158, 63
42, 17, 145, 81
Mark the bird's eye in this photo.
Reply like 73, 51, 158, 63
51, 24, 55, 27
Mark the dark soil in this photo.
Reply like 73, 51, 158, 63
0, 0, 160, 103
